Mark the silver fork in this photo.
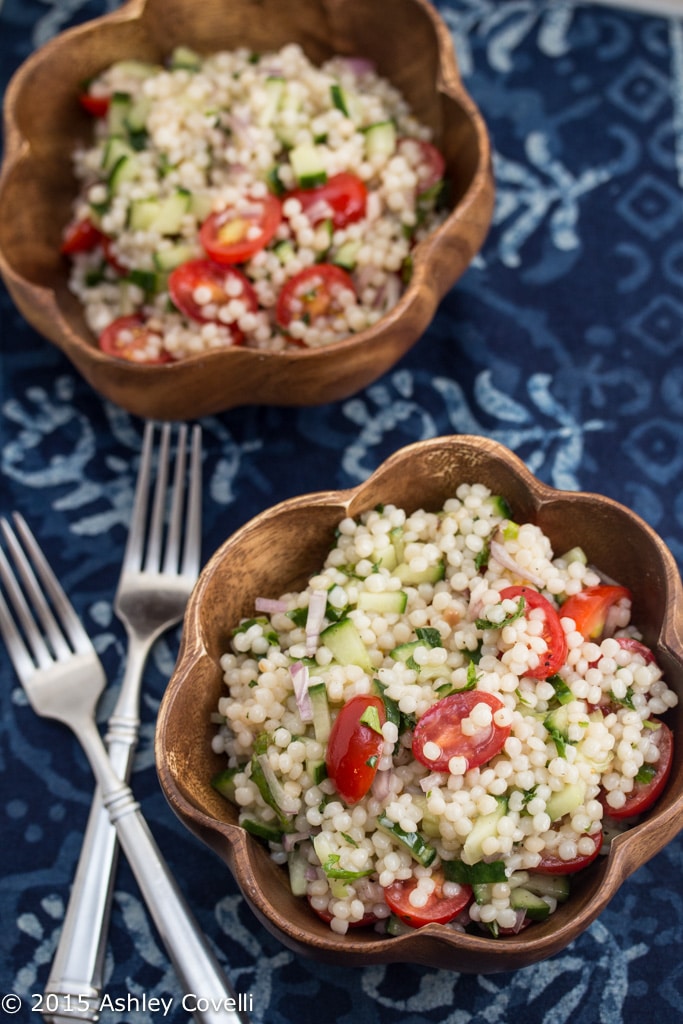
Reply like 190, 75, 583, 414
43, 422, 203, 1023
0, 513, 248, 1024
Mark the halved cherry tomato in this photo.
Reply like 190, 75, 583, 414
79, 92, 110, 117
276, 264, 356, 334
384, 869, 472, 927
168, 259, 258, 339
535, 828, 602, 875
60, 217, 104, 255
285, 172, 367, 229
98, 314, 172, 364
199, 194, 282, 264
325, 694, 386, 805
601, 720, 673, 819
412, 690, 510, 772
498, 585, 568, 680
560, 584, 632, 640
397, 138, 446, 195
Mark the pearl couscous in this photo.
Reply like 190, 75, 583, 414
211, 484, 677, 936
62, 44, 448, 361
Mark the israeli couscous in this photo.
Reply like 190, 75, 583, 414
211, 483, 677, 938
61, 44, 449, 361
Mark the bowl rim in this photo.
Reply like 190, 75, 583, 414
156, 434, 683, 970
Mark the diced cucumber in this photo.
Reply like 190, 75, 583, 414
108, 152, 142, 191
483, 494, 513, 520
394, 560, 446, 585
544, 704, 572, 739
545, 780, 586, 822
386, 914, 415, 936
389, 640, 447, 681
306, 758, 327, 785
125, 268, 165, 295
333, 239, 361, 271
389, 526, 405, 564
109, 59, 161, 80
169, 46, 203, 71
188, 191, 214, 222
251, 750, 297, 826
153, 242, 197, 272
259, 75, 285, 125
211, 766, 239, 803
287, 849, 309, 896
102, 136, 134, 173
462, 796, 507, 865
356, 590, 407, 615
273, 239, 296, 265
560, 546, 587, 566
510, 887, 551, 921
128, 190, 191, 234
320, 618, 372, 673
375, 544, 398, 571
125, 94, 152, 133
106, 92, 132, 136
377, 814, 436, 867
240, 817, 283, 843
518, 871, 570, 903
329, 82, 361, 121
364, 120, 397, 161
289, 143, 328, 188
308, 681, 332, 744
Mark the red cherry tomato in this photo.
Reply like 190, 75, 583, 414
412, 691, 510, 772
276, 264, 356, 334
199, 194, 282, 264
498, 585, 568, 680
168, 259, 258, 338
384, 869, 472, 927
397, 138, 446, 195
79, 92, 110, 117
285, 172, 367, 229
535, 828, 602, 875
560, 584, 632, 640
601, 720, 673, 819
98, 314, 172, 364
60, 218, 104, 255
325, 694, 386, 805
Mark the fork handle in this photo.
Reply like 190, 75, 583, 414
79, 722, 248, 1024
42, 735, 136, 1023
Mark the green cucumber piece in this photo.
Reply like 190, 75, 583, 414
509, 886, 551, 921
211, 766, 239, 802
289, 143, 327, 188
519, 871, 570, 903
287, 849, 309, 896
333, 239, 361, 271
320, 618, 372, 673
462, 796, 507, 865
169, 46, 202, 71
153, 242, 197, 272
377, 814, 436, 867
364, 120, 397, 160
240, 817, 283, 843
356, 590, 407, 615
259, 75, 285, 125
128, 190, 191, 234
308, 681, 332, 744
394, 560, 446, 585
545, 781, 586, 822
108, 152, 142, 191
106, 92, 132, 136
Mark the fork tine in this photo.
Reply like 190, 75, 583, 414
0, 546, 52, 680
6, 514, 93, 656
161, 423, 188, 576
143, 423, 171, 574
180, 424, 202, 579
120, 420, 155, 575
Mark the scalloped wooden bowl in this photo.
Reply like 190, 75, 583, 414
156, 435, 683, 971
0, 0, 493, 420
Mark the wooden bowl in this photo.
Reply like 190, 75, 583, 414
156, 435, 683, 972
0, 0, 493, 420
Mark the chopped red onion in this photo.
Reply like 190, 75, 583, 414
291, 661, 313, 722
419, 772, 447, 793
305, 589, 327, 656
255, 596, 288, 614
301, 199, 335, 225
371, 768, 393, 802
489, 537, 546, 589
338, 56, 376, 76
282, 831, 311, 852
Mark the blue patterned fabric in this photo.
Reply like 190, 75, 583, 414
1, 1, 683, 1021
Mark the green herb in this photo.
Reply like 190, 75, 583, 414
442, 859, 507, 885
635, 764, 657, 785
360, 705, 383, 734
475, 595, 525, 631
